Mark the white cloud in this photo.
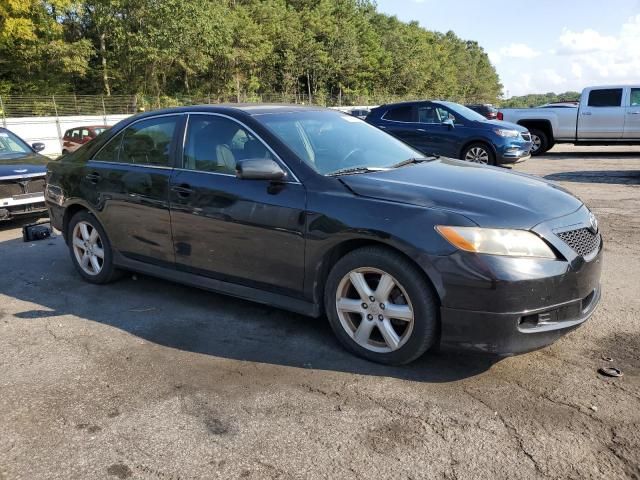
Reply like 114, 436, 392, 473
503, 14, 640, 96
490, 43, 541, 65
557, 28, 618, 54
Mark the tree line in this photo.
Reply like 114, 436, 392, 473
0, 0, 503, 105
500, 92, 581, 108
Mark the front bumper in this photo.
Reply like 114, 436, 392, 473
496, 143, 532, 164
426, 205, 603, 354
0, 194, 47, 221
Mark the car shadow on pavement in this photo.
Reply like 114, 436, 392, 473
544, 170, 640, 185
0, 234, 499, 383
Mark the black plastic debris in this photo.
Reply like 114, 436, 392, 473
22, 221, 52, 242
598, 367, 623, 378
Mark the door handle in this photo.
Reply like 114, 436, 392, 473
628, 111, 640, 115
171, 184, 193, 197
417, 128, 426, 132
581, 112, 592, 116
85, 172, 101, 184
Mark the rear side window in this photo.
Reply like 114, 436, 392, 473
383, 106, 414, 122
587, 89, 623, 107
94, 116, 179, 166
630, 88, 640, 106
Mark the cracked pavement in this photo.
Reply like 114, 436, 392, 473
0, 145, 639, 479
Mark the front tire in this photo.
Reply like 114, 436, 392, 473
461, 143, 495, 165
324, 246, 438, 365
67, 210, 119, 284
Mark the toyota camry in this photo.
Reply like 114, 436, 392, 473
45, 105, 602, 365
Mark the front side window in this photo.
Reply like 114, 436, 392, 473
258, 111, 422, 175
183, 115, 272, 174
94, 116, 178, 166
587, 89, 623, 107
418, 106, 458, 124
383, 106, 414, 122
630, 88, 640, 106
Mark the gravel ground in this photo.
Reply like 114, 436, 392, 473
0, 145, 639, 480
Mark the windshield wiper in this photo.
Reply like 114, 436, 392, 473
326, 166, 388, 177
391, 156, 438, 169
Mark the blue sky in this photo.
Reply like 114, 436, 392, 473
377, 0, 640, 97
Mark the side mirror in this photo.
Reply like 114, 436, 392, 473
236, 158, 286, 181
442, 119, 455, 129
32, 142, 46, 152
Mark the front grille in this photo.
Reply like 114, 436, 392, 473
0, 176, 46, 198
521, 133, 531, 142
556, 228, 601, 257
0, 180, 23, 198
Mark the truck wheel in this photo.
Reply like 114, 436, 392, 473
529, 129, 550, 156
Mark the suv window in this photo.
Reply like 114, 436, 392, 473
587, 89, 623, 107
94, 116, 178, 166
418, 106, 457, 124
630, 88, 640, 106
183, 115, 272, 174
383, 106, 414, 122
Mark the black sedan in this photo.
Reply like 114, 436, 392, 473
0, 128, 48, 222
45, 105, 602, 365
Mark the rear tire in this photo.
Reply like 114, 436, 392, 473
324, 246, 438, 365
529, 128, 550, 156
67, 210, 120, 284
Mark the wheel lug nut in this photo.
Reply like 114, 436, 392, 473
367, 314, 373, 320
362, 303, 368, 309
380, 303, 385, 309
378, 315, 383, 320
369, 296, 375, 302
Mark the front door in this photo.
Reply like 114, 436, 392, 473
83, 114, 181, 265
623, 87, 640, 139
169, 113, 306, 297
578, 88, 625, 139
416, 104, 460, 157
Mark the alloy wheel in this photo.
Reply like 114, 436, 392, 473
71, 221, 105, 276
464, 147, 490, 164
335, 267, 414, 353
530, 134, 542, 153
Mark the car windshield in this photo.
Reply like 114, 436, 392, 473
0, 130, 32, 158
439, 102, 488, 122
257, 110, 423, 175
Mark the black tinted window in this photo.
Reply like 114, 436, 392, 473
383, 106, 414, 122
587, 89, 623, 107
183, 115, 272, 174
95, 116, 178, 166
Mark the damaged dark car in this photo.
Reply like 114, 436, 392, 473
46, 105, 602, 365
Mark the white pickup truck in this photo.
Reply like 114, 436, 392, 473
498, 85, 640, 155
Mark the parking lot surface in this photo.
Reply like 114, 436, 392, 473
1, 145, 639, 480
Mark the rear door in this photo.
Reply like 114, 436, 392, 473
83, 114, 182, 265
168, 113, 306, 296
377, 105, 434, 154
623, 87, 640, 139
578, 88, 625, 139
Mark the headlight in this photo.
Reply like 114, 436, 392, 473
493, 128, 520, 138
436, 226, 556, 258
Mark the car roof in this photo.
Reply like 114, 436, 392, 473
132, 104, 329, 119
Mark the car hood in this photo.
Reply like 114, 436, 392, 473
0, 152, 48, 177
477, 119, 528, 132
339, 158, 583, 229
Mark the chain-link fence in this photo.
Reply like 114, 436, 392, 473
0, 92, 490, 121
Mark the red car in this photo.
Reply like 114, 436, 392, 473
62, 125, 108, 154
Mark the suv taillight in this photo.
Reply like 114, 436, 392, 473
497, 111, 504, 121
